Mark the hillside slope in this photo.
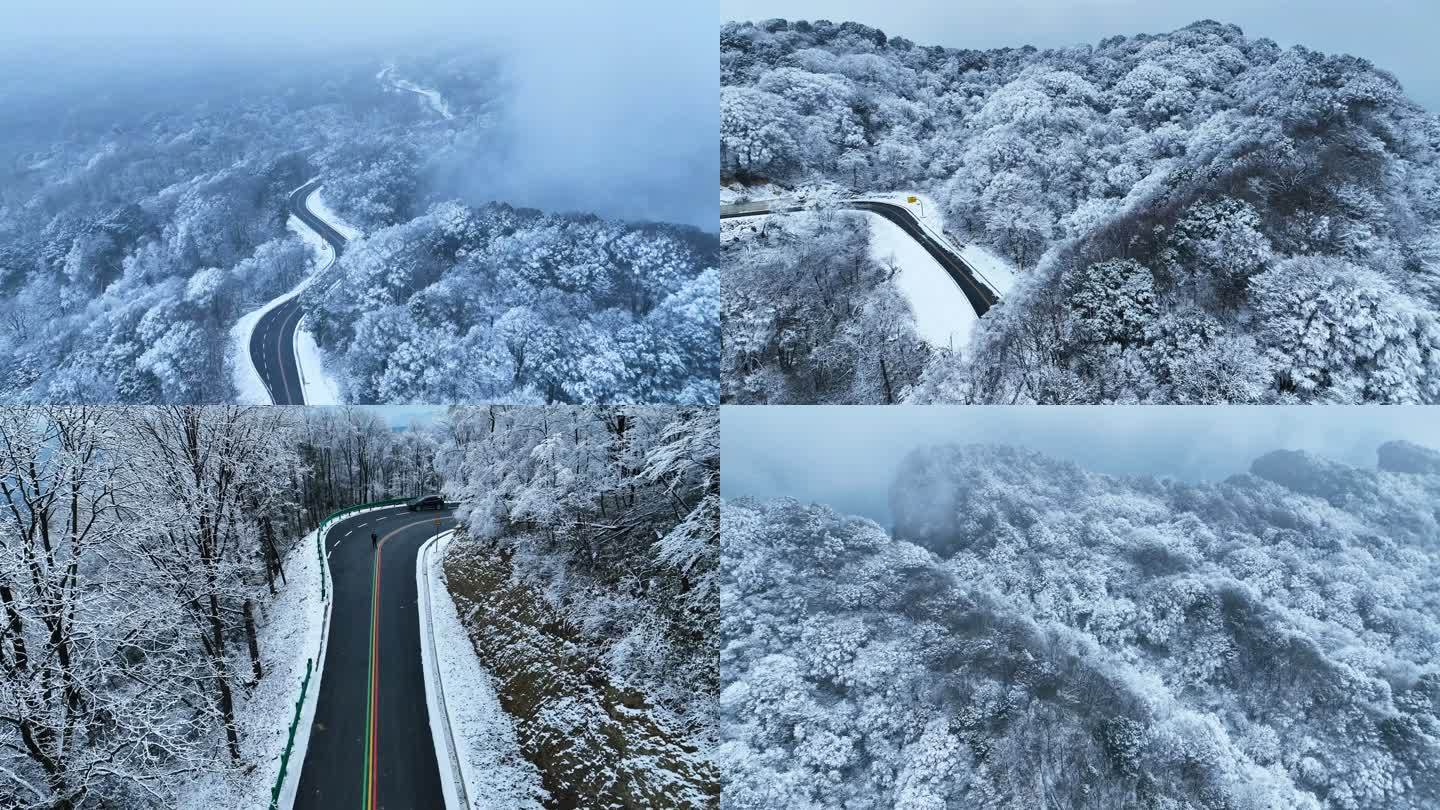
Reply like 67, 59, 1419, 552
722, 19, 1440, 403
722, 442, 1440, 808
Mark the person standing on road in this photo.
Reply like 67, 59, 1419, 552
371, 531, 378, 550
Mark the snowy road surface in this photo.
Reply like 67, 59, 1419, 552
721, 197, 998, 318
293, 505, 458, 810
248, 179, 349, 405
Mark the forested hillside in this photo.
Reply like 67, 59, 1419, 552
304, 201, 718, 404
438, 405, 719, 807
721, 19, 1440, 403
722, 209, 926, 403
722, 442, 1440, 808
0, 48, 717, 404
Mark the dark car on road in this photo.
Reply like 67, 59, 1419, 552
406, 495, 446, 512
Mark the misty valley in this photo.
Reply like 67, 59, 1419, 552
0, 46, 718, 405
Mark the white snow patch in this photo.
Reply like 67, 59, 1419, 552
290, 208, 332, 259
308, 189, 363, 242
401, 81, 455, 120
720, 182, 784, 205
419, 531, 546, 810
720, 212, 772, 246
956, 241, 1019, 296
851, 191, 1018, 296
721, 181, 851, 209
378, 65, 455, 120
177, 529, 330, 809
231, 303, 279, 406
294, 315, 341, 406
863, 211, 977, 351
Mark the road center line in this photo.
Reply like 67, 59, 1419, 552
362, 514, 455, 810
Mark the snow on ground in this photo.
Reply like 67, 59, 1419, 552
853, 191, 947, 231
292, 186, 358, 402
289, 206, 332, 259
295, 316, 341, 406
852, 191, 1019, 296
721, 180, 851, 208
721, 212, 772, 246
957, 241, 1018, 296
179, 530, 329, 809
378, 65, 455, 120
721, 182, 784, 205
419, 531, 545, 810
397, 79, 455, 120
863, 211, 977, 351
230, 296, 283, 405
229, 215, 321, 405
308, 189, 363, 241
229, 211, 341, 405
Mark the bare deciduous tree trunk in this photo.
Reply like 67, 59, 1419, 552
244, 598, 263, 682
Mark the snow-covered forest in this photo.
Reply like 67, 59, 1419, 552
722, 441, 1440, 808
438, 405, 719, 807
721, 18, 1440, 403
0, 47, 718, 404
0, 406, 438, 808
723, 209, 929, 403
303, 200, 718, 404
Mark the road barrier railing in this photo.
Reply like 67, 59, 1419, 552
268, 658, 312, 810
313, 498, 409, 599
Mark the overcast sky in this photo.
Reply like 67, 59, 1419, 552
722, 406, 1440, 526
721, 0, 1440, 112
3, 0, 715, 229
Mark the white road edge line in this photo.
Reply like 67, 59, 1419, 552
293, 311, 309, 399
417, 529, 471, 810
275, 503, 406, 810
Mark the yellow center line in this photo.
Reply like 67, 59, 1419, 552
361, 513, 455, 810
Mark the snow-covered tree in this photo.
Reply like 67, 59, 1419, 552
435, 405, 719, 806
724, 441, 1440, 808
722, 17, 1440, 403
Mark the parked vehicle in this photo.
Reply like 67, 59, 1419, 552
406, 494, 445, 512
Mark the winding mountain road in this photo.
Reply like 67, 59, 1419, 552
250, 179, 349, 405
295, 505, 456, 810
721, 197, 998, 317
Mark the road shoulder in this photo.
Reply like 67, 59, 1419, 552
418, 530, 546, 810
178, 528, 329, 809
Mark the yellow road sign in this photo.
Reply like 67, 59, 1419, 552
907, 195, 918, 204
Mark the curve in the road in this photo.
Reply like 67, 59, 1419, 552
250, 179, 349, 405
295, 505, 456, 810
722, 198, 997, 318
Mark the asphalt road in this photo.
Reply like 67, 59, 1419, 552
721, 198, 998, 317
295, 504, 456, 810
250, 179, 349, 405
